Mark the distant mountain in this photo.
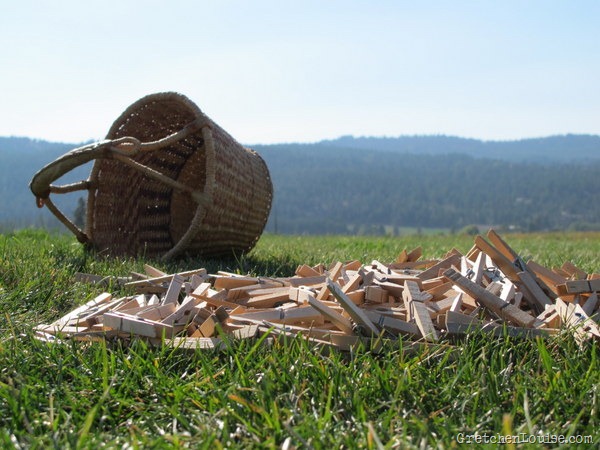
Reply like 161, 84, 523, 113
1, 134, 599, 235
255, 143, 600, 234
314, 134, 600, 163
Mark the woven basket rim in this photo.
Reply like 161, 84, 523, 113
106, 92, 204, 139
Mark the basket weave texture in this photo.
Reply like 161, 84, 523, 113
85, 92, 273, 259
26, 92, 272, 259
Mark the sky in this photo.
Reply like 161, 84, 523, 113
1, 1, 599, 145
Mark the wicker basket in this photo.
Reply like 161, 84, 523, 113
30, 92, 273, 259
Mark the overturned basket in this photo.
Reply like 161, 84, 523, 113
30, 92, 273, 259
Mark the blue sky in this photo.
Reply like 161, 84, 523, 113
1, 1, 599, 144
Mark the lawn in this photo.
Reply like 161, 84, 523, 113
0, 230, 598, 448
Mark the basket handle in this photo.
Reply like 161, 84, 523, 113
30, 118, 210, 245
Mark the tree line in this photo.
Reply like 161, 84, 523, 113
1, 136, 599, 235
256, 143, 600, 234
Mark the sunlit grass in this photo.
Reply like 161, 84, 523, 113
0, 230, 598, 448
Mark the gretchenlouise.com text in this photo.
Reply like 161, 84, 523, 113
455, 432, 593, 445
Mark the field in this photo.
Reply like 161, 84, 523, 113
0, 230, 598, 448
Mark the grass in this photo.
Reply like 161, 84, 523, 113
0, 229, 598, 448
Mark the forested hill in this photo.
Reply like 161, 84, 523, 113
255, 143, 599, 234
314, 134, 600, 163
1, 135, 599, 234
